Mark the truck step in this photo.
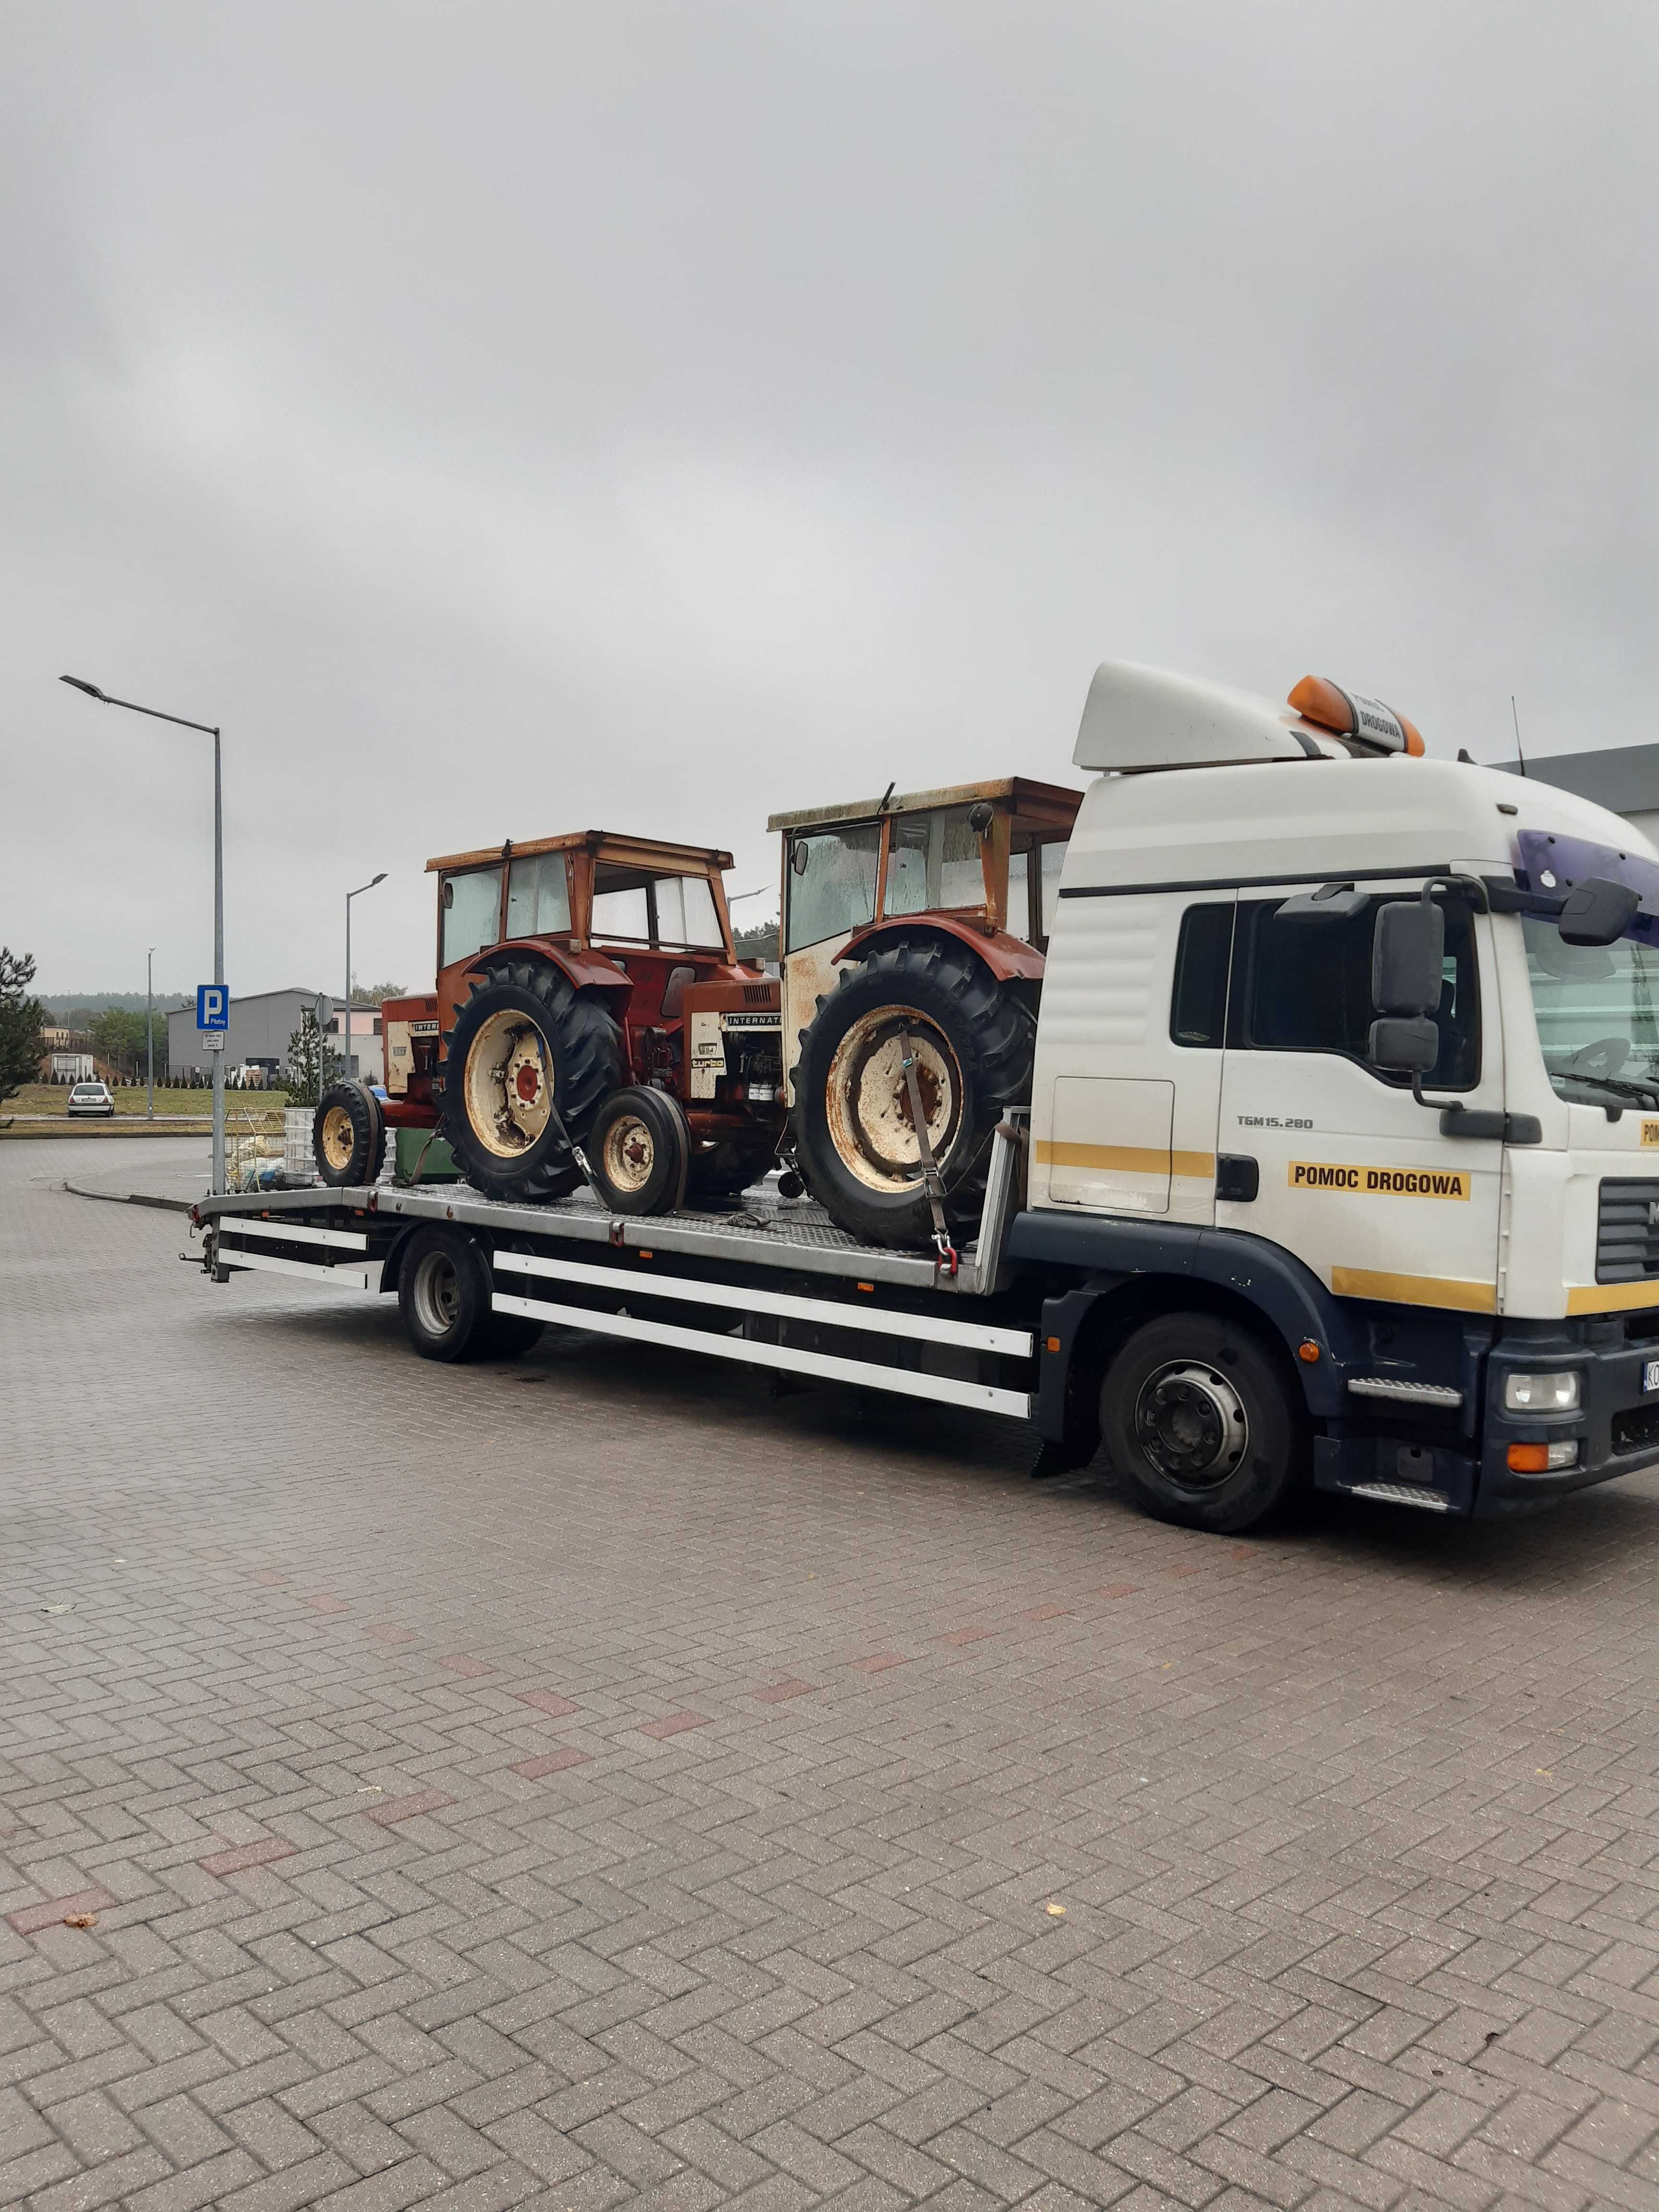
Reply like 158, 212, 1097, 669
1346, 1377, 1464, 1407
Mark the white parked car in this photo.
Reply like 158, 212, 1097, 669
66, 1082, 116, 1118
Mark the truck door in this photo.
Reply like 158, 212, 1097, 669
1216, 885, 1504, 1315
1031, 891, 1231, 1226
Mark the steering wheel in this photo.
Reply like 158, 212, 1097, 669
1569, 1035, 1631, 1079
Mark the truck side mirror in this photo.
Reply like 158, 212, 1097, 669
1368, 1015, 1440, 1074
1559, 876, 1639, 947
1371, 898, 1444, 1015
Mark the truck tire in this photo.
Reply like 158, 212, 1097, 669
397, 1226, 543, 1361
439, 960, 622, 1203
793, 938, 1034, 1248
314, 1082, 386, 1188
685, 1130, 778, 1206
588, 1086, 689, 1215
1099, 1311, 1307, 1533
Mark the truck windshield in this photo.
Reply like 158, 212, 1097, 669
1523, 916, 1659, 1106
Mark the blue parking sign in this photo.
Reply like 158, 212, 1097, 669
196, 984, 228, 1031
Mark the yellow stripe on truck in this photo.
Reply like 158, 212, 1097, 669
1288, 1160, 1471, 1200
1034, 1141, 1216, 1178
1565, 1280, 1659, 1314
1331, 1267, 1496, 1313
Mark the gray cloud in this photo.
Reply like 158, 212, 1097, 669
4, 1, 1656, 992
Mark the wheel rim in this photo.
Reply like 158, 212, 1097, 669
824, 1006, 962, 1193
601, 1112, 658, 1196
411, 1249, 460, 1337
319, 1104, 356, 1172
463, 1008, 554, 1158
1133, 1360, 1249, 1489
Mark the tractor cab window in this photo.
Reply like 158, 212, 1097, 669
785, 825, 880, 951
884, 806, 985, 918
654, 875, 723, 949
505, 852, 572, 938
1008, 836, 1071, 944
592, 866, 724, 950
441, 866, 503, 966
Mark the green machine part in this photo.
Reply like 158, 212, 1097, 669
395, 1126, 461, 1183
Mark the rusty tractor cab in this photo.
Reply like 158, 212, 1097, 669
768, 777, 1082, 1251
316, 832, 783, 1215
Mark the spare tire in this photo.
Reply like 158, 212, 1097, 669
438, 959, 623, 1203
793, 937, 1034, 1248
314, 1081, 386, 1188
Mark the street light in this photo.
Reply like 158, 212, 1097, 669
345, 874, 388, 1086
146, 945, 156, 1120
60, 676, 227, 1194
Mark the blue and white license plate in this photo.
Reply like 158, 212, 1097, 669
1645, 1360, 1659, 1395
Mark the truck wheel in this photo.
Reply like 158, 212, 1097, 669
314, 1082, 386, 1187
793, 939, 1034, 1248
399, 1226, 493, 1361
685, 1130, 778, 1206
397, 1226, 543, 1361
1099, 1312, 1307, 1533
439, 960, 622, 1203
589, 1086, 689, 1215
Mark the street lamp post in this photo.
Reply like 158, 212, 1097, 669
146, 945, 156, 1120
61, 676, 226, 1194
345, 874, 388, 1088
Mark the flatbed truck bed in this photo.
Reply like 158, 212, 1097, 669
192, 1122, 1037, 1424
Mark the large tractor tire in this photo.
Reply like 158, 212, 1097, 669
314, 1081, 386, 1188
792, 938, 1034, 1249
438, 959, 623, 1203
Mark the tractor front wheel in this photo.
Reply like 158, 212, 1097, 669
588, 1086, 690, 1215
313, 1082, 386, 1188
439, 961, 622, 1203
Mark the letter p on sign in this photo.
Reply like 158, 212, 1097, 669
196, 984, 228, 1030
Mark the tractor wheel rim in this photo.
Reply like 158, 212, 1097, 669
464, 1009, 553, 1157
1133, 1361, 1249, 1488
320, 1104, 356, 1171
411, 1250, 459, 1336
601, 1113, 657, 1195
825, 1006, 962, 1193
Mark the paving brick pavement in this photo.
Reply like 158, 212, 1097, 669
7, 1136, 1659, 2209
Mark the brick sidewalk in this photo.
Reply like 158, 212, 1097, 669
6, 1140, 1659, 2209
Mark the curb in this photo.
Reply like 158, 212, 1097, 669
61, 1181, 196, 1214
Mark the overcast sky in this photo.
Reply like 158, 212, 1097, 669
4, 2, 1656, 996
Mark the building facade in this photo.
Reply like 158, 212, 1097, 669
165, 990, 386, 1083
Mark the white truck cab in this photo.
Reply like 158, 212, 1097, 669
1012, 661, 1659, 1517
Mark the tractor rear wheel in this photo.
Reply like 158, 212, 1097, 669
792, 938, 1034, 1248
313, 1081, 386, 1188
439, 960, 622, 1203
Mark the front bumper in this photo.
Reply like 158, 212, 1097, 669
1479, 1317, 1659, 1514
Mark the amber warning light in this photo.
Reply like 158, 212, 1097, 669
1289, 675, 1425, 757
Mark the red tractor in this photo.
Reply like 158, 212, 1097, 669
313, 831, 783, 1212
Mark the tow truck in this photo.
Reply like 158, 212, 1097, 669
190, 660, 1659, 1531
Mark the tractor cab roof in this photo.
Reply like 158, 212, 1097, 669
767, 775, 1080, 838
426, 831, 734, 876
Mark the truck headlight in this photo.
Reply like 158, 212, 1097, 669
1503, 1370, 1581, 1413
